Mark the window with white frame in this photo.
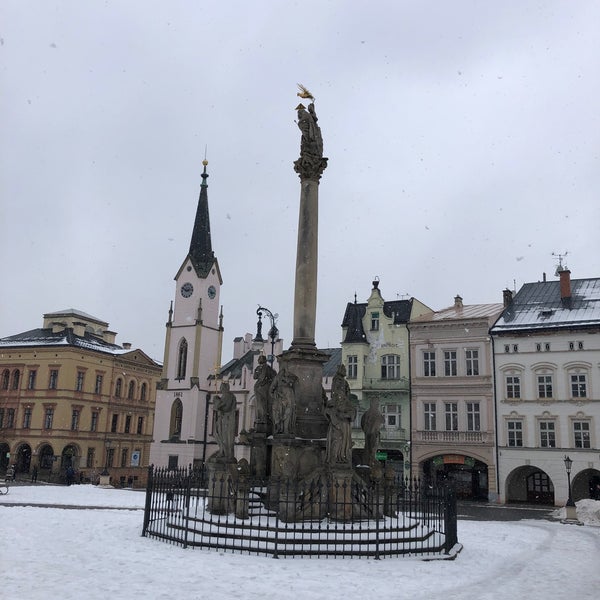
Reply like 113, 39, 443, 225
381, 354, 400, 379
537, 374, 553, 399
382, 404, 401, 430
370, 312, 379, 331
573, 421, 591, 448
539, 420, 556, 448
444, 351, 457, 376
423, 351, 436, 376
465, 349, 479, 376
424, 403, 436, 431
570, 373, 587, 398
347, 355, 358, 379
444, 402, 458, 431
507, 420, 523, 447
506, 375, 521, 399
466, 402, 481, 431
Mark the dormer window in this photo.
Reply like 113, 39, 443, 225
370, 312, 380, 331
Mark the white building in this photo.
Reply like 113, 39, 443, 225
491, 267, 600, 505
150, 162, 225, 469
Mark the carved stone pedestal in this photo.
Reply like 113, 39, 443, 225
206, 456, 237, 515
249, 430, 269, 480
329, 466, 356, 522
278, 346, 329, 440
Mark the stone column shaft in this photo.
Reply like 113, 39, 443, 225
292, 178, 319, 348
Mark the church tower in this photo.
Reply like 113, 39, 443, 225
150, 160, 224, 469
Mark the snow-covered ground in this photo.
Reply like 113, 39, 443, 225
1, 484, 599, 600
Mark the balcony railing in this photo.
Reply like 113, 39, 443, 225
416, 430, 490, 444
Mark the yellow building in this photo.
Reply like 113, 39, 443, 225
0, 309, 161, 487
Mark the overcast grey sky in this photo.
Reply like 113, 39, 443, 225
2, 1, 599, 361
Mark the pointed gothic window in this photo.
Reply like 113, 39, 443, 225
177, 339, 188, 380
170, 399, 183, 440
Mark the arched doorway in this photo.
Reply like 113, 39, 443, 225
0, 442, 10, 472
61, 444, 79, 472
38, 444, 55, 472
573, 468, 600, 501
15, 443, 32, 474
422, 454, 489, 500
505, 466, 555, 505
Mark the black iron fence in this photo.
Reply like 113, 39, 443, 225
141, 464, 458, 559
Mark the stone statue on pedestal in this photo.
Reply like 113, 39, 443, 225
253, 355, 276, 431
294, 100, 328, 181
270, 367, 299, 435
325, 365, 355, 465
361, 397, 384, 467
213, 381, 236, 460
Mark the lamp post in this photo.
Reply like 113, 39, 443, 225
562, 455, 579, 523
99, 439, 113, 486
252, 306, 279, 367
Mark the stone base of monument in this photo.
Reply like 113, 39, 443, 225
206, 455, 237, 515
248, 430, 269, 480
98, 474, 112, 487
278, 347, 329, 439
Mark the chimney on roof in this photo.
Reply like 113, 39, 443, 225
51, 321, 67, 334
558, 267, 572, 307
454, 295, 463, 309
502, 289, 513, 308
122, 342, 132, 350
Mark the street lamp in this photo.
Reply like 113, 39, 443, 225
101, 439, 113, 477
252, 306, 279, 367
562, 455, 580, 523
563, 455, 575, 507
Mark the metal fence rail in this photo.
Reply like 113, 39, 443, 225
142, 465, 458, 559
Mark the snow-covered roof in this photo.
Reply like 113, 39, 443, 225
43, 308, 108, 326
491, 277, 600, 333
411, 303, 504, 323
0, 328, 129, 355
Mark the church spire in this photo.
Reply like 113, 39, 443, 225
188, 159, 215, 278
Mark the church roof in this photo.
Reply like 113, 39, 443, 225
188, 162, 216, 278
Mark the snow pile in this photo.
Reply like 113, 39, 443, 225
552, 499, 600, 525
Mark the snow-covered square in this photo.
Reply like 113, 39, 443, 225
1, 484, 599, 600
